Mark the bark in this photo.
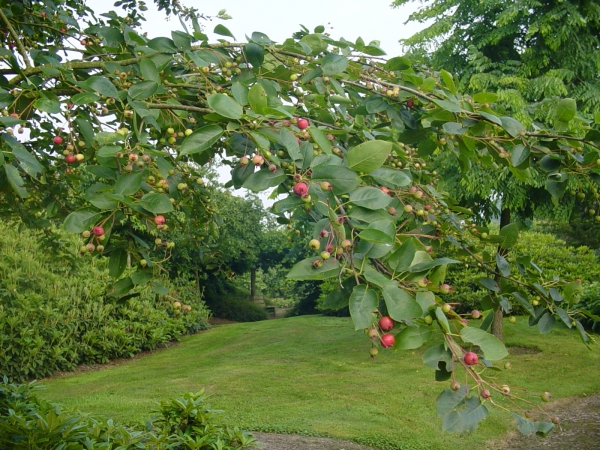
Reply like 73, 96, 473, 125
250, 267, 256, 300
491, 208, 511, 341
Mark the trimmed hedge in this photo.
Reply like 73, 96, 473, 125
0, 222, 210, 382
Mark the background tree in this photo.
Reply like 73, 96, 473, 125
1, 0, 599, 434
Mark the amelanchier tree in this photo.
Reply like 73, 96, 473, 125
1, 0, 599, 435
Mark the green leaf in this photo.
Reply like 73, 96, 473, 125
33, 96, 60, 114
349, 285, 378, 330
555, 98, 577, 122
139, 193, 174, 214
86, 76, 119, 98
499, 223, 519, 249
435, 307, 451, 333
357, 220, 395, 245
71, 92, 100, 105
478, 277, 499, 292
88, 192, 118, 210
388, 238, 419, 272
495, 253, 510, 277
538, 310, 555, 334
108, 277, 134, 298
147, 37, 177, 53
439, 70, 457, 94
308, 127, 332, 154
287, 258, 340, 281
382, 285, 422, 321
180, 125, 223, 155
423, 344, 453, 370
370, 167, 412, 188
231, 82, 249, 106
500, 117, 525, 138
207, 94, 243, 119
409, 257, 459, 273
473, 92, 498, 103
128, 81, 158, 100
139, 58, 160, 82
12, 145, 42, 178
443, 122, 466, 135
385, 56, 411, 71
511, 144, 530, 168
460, 327, 508, 360
511, 414, 554, 437
442, 396, 488, 434
432, 99, 462, 113
214, 24, 235, 39
436, 385, 469, 415
242, 167, 286, 192
395, 325, 432, 350
349, 187, 392, 210
310, 165, 361, 195
321, 54, 349, 76
347, 140, 393, 173
115, 172, 142, 196
171, 30, 192, 50
108, 249, 128, 279
248, 83, 268, 113
4, 165, 28, 198
64, 208, 101, 233
244, 43, 264, 67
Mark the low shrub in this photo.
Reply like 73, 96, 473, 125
0, 223, 210, 382
576, 282, 600, 332
0, 379, 256, 449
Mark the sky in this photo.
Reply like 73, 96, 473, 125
86, 0, 427, 205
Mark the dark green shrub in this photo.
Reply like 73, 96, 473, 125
576, 282, 600, 332
0, 379, 256, 449
0, 223, 210, 381
207, 294, 268, 322
443, 231, 600, 314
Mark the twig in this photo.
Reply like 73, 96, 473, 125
0, 8, 32, 69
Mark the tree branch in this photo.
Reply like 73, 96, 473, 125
144, 102, 212, 114
0, 8, 32, 69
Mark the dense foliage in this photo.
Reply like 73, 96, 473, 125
0, 222, 209, 381
0, 379, 256, 449
1, 0, 599, 435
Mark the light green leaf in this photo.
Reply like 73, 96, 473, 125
370, 167, 412, 188
321, 54, 349, 76
440, 69, 456, 94
139, 58, 160, 82
248, 83, 268, 113
207, 94, 243, 119
139, 193, 174, 214
87, 76, 119, 98
64, 207, 101, 233
115, 172, 142, 196
555, 98, 577, 122
287, 257, 340, 280
499, 223, 519, 249
347, 140, 393, 173
395, 325, 432, 350
357, 220, 395, 245
180, 125, 223, 155
473, 92, 498, 103
308, 127, 332, 154
382, 285, 422, 321
349, 285, 378, 330
5, 165, 28, 198
310, 164, 361, 195
460, 327, 508, 360
242, 167, 286, 192
128, 80, 158, 100
511, 144, 530, 168
349, 187, 392, 210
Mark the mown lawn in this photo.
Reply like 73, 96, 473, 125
40, 315, 600, 450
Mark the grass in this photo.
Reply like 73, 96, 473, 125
39, 316, 600, 450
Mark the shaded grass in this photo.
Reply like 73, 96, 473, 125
40, 316, 600, 450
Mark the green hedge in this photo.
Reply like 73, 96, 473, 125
0, 222, 210, 382
443, 231, 600, 314
0, 380, 256, 449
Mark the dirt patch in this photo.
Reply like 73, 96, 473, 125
508, 346, 542, 355
249, 432, 377, 450
209, 317, 239, 325
488, 394, 600, 450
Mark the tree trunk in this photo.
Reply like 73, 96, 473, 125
250, 267, 256, 300
491, 208, 511, 341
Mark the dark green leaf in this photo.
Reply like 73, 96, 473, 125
349, 187, 392, 210
214, 24, 235, 39
495, 253, 510, 277
310, 165, 361, 195
4, 165, 27, 198
128, 81, 158, 100
423, 344, 453, 370
64, 208, 101, 233
180, 125, 223, 155
242, 167, 286, 192
244, 43, 264, 67
108, 249, 128, 278
321, 54, 349, 75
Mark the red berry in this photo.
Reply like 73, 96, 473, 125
481, 389, 491, 399
380, 334, 395, 348
154, 215, 166, 225
53, 136, 63, 145
378, 316, 394, 331
464, 352, 478, 366
297, 118, 309, 130
293, 182, 309, 197
406, 99, 414, 108
65, 154, 76, 164
92, 226, 105, 237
